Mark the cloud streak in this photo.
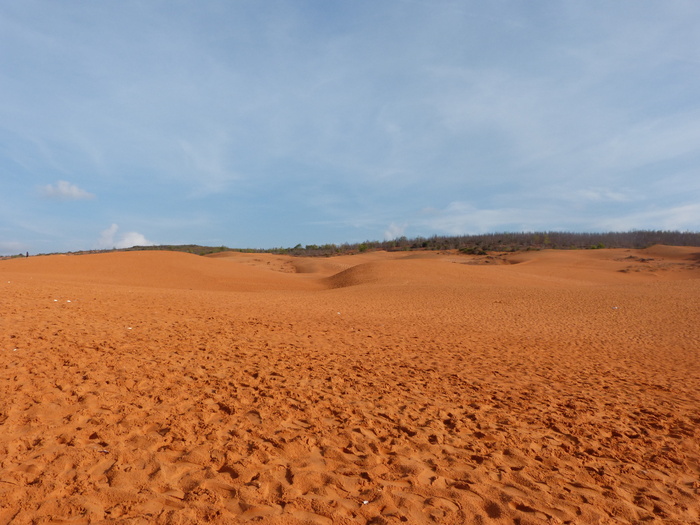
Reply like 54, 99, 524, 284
39, 181, 95, 201
0, 1, 699, 253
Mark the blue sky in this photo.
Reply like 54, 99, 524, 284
2, 1, 700, 254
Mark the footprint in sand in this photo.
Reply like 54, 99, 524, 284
291, 510, 333, 525
237, 502, 282, 521
245, 410, 262, 425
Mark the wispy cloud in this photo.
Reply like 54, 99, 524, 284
39, 180, 95, 201
1, 2, 699, 252
417, 201, 555, 235
575, 188, 637, 203
593, 203, 700, 232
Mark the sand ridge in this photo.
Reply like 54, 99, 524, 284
1, 247, 699, 524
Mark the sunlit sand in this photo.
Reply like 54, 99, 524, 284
1, 247, 699, 523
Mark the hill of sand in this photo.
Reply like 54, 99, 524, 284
1, 247, 699, 524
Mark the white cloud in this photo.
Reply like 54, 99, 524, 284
40, 180, 95, 201
384, 222, 406, 240
97, 223, 154, 249
97, 224, 118, 248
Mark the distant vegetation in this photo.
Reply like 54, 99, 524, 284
123, 244, 235, 256
5, 230, 698, 260
263, 230, 700, 256
122, 230, 700, 257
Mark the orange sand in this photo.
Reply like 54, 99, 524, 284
1, 247, 699, 524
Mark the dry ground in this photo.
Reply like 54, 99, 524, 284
1, 246, 699, 524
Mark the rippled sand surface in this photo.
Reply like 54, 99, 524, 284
1, 246, 699, 524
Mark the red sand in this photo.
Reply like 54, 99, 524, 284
1, 247, 699, 524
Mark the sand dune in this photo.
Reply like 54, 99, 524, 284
0, 251, 317, 292
1, 247, 699, 524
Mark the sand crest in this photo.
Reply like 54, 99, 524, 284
1, 247, 699, 524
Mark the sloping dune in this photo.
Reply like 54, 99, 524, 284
639, 244, 700, 260
1, 251, 317, 292
1, 248, 699, 524
322, 257, 515, 289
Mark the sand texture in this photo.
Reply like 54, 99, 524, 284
1, 247, 699, 524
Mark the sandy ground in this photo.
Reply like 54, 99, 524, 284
1, 246, 699, 525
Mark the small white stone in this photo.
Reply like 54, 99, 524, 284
362, 500, 369, 505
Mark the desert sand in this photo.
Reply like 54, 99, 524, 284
1, 246, 699, 524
